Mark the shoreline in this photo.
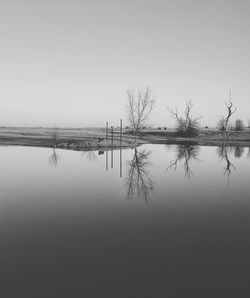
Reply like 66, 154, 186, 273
1, 127, 250, 150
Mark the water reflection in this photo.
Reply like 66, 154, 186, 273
81, 150, 97, 161
2, 145, 250, 297
103, 147, 123, 176
48, 148, 61, 167
234, 146, 244, 158
216, 145, 235, 186
124, 148, 155, 203
167, 144, 200, 179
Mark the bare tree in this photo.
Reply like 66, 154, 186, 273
126, 87, 156, 144
234, 119, 245, 131
167, 144, 200, 179
217, 117, 227, 132
124, 148, 155, 203
50, 126, 58, 147
218, 91, 237, 132
168, 100, 201, 137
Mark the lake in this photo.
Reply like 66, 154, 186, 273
1, 144, 250, 297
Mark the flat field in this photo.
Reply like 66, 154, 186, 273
1, 127, 250, 149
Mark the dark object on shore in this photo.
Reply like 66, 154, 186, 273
98, 151, 104, 155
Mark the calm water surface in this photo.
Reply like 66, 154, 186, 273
1, 144, 250, 297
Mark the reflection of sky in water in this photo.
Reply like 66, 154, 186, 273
1, 145, 250, 203
1, 144, 250, 219
1, 145, 250, 297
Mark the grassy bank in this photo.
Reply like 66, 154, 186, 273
1, 127, 250, 150
128, 128, 250, 147
0, 127, 142, 150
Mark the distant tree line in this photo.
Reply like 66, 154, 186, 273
125, 87, 249, 141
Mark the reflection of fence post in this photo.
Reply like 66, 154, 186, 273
106, 150, 108, 171
120, 119, 122, 177
106, 121, 108, 141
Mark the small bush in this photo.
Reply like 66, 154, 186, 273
234, 119, 245, 131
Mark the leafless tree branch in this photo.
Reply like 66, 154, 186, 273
126, 87, 156, 144
168, 100, 201, 137
218, 90, 237, 132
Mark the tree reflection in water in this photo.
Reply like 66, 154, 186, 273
234, 146, 244, 158
125, 148, 155, 203
167, 144, 200, 179
81, 150, 97, 161
216, 145, 235, 186
48, 148, 61, 167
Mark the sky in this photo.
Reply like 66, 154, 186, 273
0, 0, 250, 128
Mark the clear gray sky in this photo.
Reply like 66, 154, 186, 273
0, 0, 250, 127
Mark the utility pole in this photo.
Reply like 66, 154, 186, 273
120, 119, 122, 146
106, 121, 108, 141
